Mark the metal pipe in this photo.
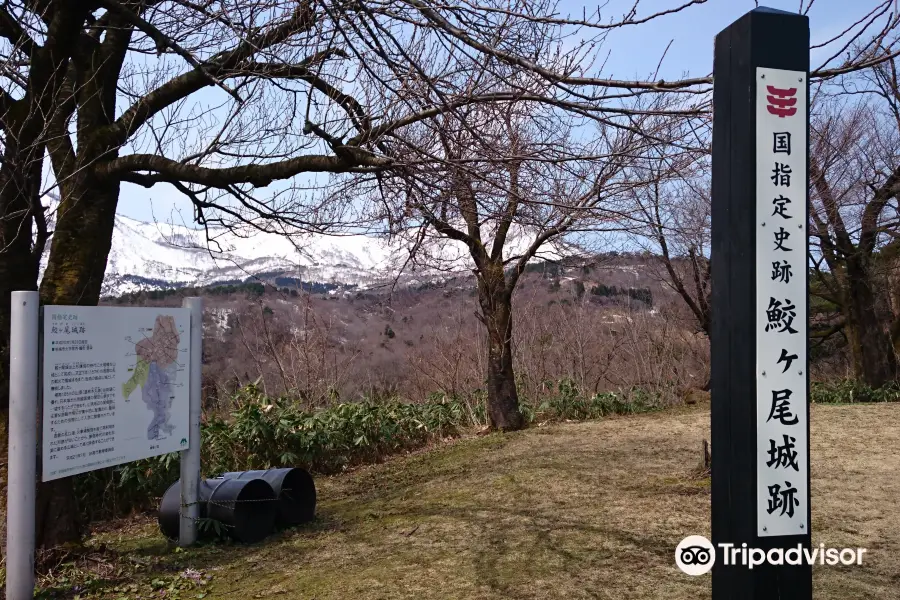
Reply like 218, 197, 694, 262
159, 477, 276, 544
6, 291, 39, 599
179, 297, 203, 546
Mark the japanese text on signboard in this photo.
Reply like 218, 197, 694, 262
755, 68, 809, 537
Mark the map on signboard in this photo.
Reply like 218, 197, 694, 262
122, 315, 183, 440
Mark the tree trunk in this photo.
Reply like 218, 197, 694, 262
33, 172, 121, 549
0, 0, 99, 553
889, 258, 900, 358
843, 256, 897, 388
882, 252, 900, 360
0, 138, 43, 557
477, 271, 525, 431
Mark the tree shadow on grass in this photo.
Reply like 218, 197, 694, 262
77, 426, 710, 598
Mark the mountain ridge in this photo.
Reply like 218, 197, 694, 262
38, 203, 571, 297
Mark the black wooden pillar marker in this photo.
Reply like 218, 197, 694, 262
711, 7, 811, 600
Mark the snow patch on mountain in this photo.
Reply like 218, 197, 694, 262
38, 204, 569, 297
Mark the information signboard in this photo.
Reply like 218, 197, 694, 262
754, 66, 809, 538
42, 306, 191, 481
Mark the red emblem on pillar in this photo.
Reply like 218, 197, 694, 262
766, 86, 798, 118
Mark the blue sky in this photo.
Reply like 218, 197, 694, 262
115, 0, 872, 225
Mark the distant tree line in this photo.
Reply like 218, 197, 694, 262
590, 285, 653, 307
107, 279, 357, 304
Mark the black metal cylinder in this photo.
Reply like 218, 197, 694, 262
220, 468, 316, 526
158, 477, 277, 543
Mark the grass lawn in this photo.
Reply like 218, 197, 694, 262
43, 402, 900, 599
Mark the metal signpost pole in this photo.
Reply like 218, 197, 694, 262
711, 7, 812, 599
179, 297, 203, 546
6, 291, 39, 599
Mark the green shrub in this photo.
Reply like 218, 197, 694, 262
75, 383, 469, 522
534, 378, 662, 421
810, 379, 900, 404
74, 380, 664, 523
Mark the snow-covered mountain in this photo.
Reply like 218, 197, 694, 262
39, 206, 570, 298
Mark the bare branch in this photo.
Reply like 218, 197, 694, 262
95, 0, 242, 103
97, 151, 390, 188
0, 4, 37, 56
107, 0, 317, 145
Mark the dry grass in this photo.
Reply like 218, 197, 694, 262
65, 402, 900, 599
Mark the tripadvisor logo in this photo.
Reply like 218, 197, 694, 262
675, 536, 867, 576
676, 535, 716, 576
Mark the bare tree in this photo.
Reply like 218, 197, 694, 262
336, 91, 687, 429
1, 0, 657, 548
629, 154, 711, 340
228, 293, 362, 407
513, 284, 624, 398
407, 301, 485, 403
807, 94, 900, 387
2, 0, 898, 550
